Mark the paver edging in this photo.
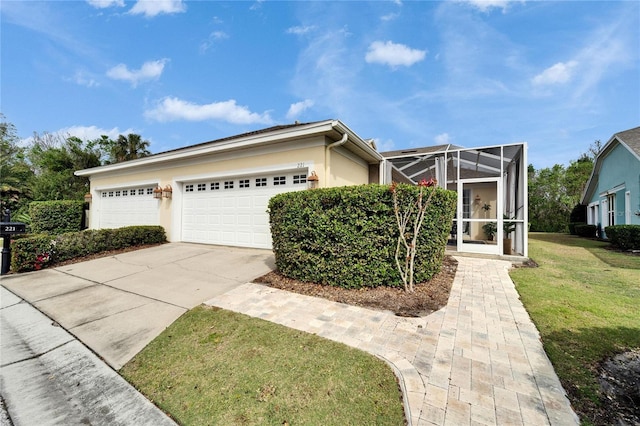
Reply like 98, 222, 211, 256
376, 353, 425, 426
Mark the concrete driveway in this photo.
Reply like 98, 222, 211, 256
1, 243, 275, 370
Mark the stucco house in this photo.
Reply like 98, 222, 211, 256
582, 126, 640, 237
76, 119, 528, 257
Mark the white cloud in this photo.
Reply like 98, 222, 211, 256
532, 61, 578, 86
86, 0, 124, 8
381, 13, 400, 22
129, 0, 185, 18
461, 0, 519, 13
434, 133, 452, 145
365, 41, 426, 68
72, 70, 99, 88
62, 125, 137, 141
200, 31, 229, 53
145, 97, 273, 125
106, 59, 168, 87
286, 25, 316, 35
20, 125, 137, 146
286, 99, 314, 119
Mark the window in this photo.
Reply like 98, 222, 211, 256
197, 183, 206, 191
224, 181, 234, 189
108, 191, 114, 197
239, 179, 250, 188
122, 190, 128, 196
462, 190, 471, 219
115, 190, 121, 197
255, 178, 267, 187
102, 192, 107, 198
273, 176, 286, 186
185, 184, 194, 192
138, 189, 145, 195
146, 188, 153, 195
293, 174, 307, 184
211, 182, 220, 190
607, 194, 616, 226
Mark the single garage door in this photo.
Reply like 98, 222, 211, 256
181, 171, 308, 248
98, 186, 160, 229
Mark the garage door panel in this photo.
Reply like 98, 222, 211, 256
181, 171, 306, 248
98, 186, 159, 229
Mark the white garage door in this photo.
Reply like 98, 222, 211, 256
181, 171, 308, 249
98, 186, 160, 229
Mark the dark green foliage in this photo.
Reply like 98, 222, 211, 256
11, 226, 166, 272
29, 200, 84, 234
9, 234, 54, 272
568, 222, 586, 235
575, 224, 597, 238
604, 225, 640, 250
268, 184, 456, 289
570, 204, 587, 224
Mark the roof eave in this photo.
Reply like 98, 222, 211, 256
75, 120, 342, 177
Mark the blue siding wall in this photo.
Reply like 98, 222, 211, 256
588, 143, 640, 233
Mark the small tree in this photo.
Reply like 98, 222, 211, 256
390, 178, 437, 292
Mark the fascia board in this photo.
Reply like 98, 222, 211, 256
76, 120, 336, 177
581, 134, 618, 204
331, 120, 384, 163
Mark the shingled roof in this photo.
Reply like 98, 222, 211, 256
614, 126, 640, 158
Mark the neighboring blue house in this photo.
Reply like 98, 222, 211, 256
582, 126, 640, 238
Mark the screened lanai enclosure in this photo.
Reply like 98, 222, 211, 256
382, 143, 528, 258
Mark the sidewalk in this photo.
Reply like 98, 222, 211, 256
0, 286, 176, 426
206, 256, 579, 425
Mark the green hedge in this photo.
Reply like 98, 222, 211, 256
568, 222, 586, 235
11, 226, 166, 272
29, 200, 84, 235
604, 225, 640, 250
575, 224, 597, 238
268, 184, 456, 289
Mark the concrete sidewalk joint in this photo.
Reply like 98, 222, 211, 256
205, 256, 579, 426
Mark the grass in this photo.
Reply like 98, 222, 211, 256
121, 306, 405, 426
509, 233, 640, 424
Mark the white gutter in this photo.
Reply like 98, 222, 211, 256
328, 132, 348, 150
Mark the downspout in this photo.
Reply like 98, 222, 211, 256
324, 132, 348, 188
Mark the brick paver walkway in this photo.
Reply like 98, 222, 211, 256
205, 257, 579, 425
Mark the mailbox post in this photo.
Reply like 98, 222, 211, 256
1, 210, 27, 275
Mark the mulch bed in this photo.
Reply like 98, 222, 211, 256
254, 256, 458, 317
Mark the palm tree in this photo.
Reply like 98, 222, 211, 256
112, 133, 151, 163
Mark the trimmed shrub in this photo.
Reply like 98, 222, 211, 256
268, 184, 456, 289
575, 224, 597, 238
11, 226, 166, 272
29, 200, 84, 235
569, 222, 586, 235
9, 234, 55, 272
604, 225, 640, 250
569, 204, 587, 224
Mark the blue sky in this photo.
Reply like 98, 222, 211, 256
2, 0, 638, 169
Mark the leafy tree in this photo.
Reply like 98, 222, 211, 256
107, 133, 151, 163
0, 116, 34, 215
27, 132, 101, 201
528, 142, 597, 233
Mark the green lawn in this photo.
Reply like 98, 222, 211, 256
121, 306, 405, 426
510, 233, 640, 424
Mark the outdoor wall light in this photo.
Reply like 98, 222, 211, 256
84, 192, 92, 203
162, 185, 173, 199
153, 186, 163, 199
307, 171, 319, 189
474, 195, 482, 205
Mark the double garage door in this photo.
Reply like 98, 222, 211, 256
181, 171, 308, 249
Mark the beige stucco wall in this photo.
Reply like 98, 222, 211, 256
87, 137, 375, 239
326, 146, 370, 187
